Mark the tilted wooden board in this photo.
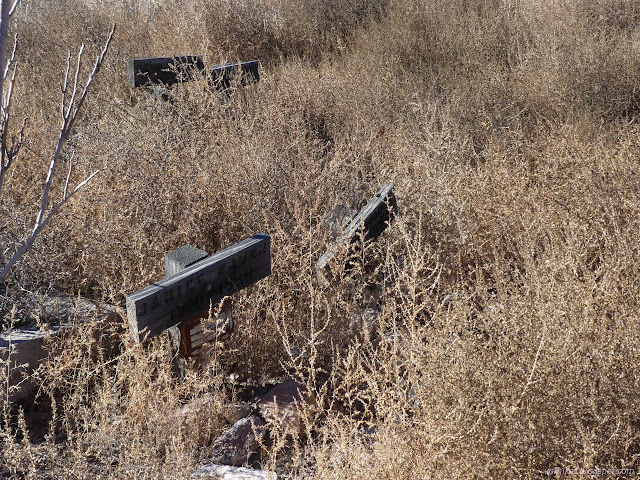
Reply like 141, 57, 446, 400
209, 60, 259, 90
128, 56, 205, 87
316, 184, 398, 270
127, 234, 270, 342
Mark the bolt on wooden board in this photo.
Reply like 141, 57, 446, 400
126, 233, 271, 342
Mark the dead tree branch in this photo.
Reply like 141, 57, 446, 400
0, 2, 115, 282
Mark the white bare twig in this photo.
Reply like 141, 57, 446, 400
512, 329, 545, 412
0, 0, 18, 198
7, 0, 18, 17
34, 33, 112, 232
0, 12, 115, 282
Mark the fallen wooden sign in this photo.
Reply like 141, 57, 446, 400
316, 184, 398, 271
128, 55, 205, 88
209, 60, 260, 90
126, 233, 271, 343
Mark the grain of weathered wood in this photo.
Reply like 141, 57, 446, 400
127, 234, 270, 342
128, 56, 205, 87
316, 184, 397, 270
208, 60, 259, 90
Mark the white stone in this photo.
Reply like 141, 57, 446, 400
192, 464, 277, 479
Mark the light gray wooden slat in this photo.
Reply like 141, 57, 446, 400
127, 234, 270, 342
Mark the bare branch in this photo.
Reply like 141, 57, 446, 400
8, 0, 19, 17
1, 61, 16, 159
62, 151, 75, 199
3, 45, 15, 108
0, 24, 115, 282
41, 168, 102, 230
60, 51, 71, 125
33, 121, 65, 232
3, 33, 15, 82
65, 43, 84, 121
67, 26, 115, 133
1, 162, 102, 281
35, 26, 114, 233
0, 1, 12, 101
0, 2, 17, 198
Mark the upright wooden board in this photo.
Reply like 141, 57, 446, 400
209, 60, 259, 90
164, 245, 208, 277
317, 184, 397, 270
128, 56, 205, 87
127, 234, 270, 342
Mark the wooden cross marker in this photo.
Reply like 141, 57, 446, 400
126, 233, 271, 344
208, 60, 260, 90
128, 56, 205, 88
164, 245, 233, 356
316, 184, 398, 273
128, 57, 259, 92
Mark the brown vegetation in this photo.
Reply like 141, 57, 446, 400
2, 0, 640, 478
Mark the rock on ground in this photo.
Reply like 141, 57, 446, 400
257, 379, 314, 435
192, 464, 277, 479
210, 414, 267, 466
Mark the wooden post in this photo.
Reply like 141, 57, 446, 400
165, 244, 209, 277
163, 245, 209, 358
127, 234, 271, 343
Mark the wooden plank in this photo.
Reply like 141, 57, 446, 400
208, 60, 259, 90
127, 234, 270, 342
128, 56, 205, 87
316, 184, 397, 270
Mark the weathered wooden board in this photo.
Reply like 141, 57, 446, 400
127, 234, 270, 342
209, 60, 259, 90
316, 184, 397, 270
128, 56, 205, 87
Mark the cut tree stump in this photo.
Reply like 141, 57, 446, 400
0, 295, 116, 406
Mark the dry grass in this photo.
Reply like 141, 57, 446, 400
2, 0, 640, 478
